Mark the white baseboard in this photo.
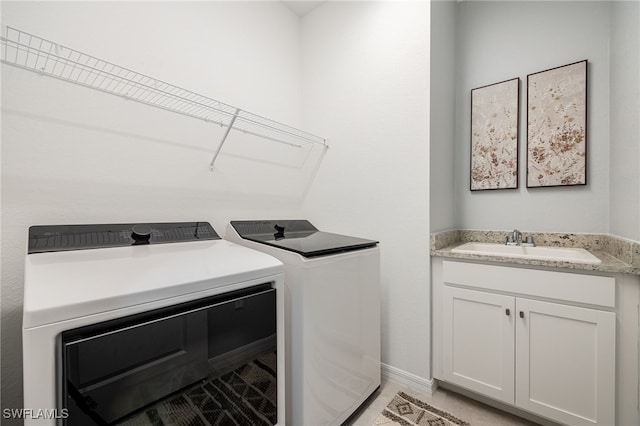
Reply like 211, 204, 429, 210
380, 363, 437, 396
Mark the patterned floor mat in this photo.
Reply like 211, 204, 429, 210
373, 391, 470, 426
117, 352, 277, 426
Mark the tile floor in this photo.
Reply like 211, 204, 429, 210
349, 378, 542, 426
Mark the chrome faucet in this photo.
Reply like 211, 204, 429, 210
512, 229, 522, 245
506, 229, 535, 247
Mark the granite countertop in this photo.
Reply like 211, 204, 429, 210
431, 230, 640, 275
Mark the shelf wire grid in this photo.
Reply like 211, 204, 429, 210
1, 26, 327, 149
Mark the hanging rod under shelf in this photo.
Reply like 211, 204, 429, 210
0, 26, 328, 169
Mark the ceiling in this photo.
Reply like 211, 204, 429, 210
282, 1, 325, 17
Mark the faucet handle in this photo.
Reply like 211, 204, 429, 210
525, 236, 535, 245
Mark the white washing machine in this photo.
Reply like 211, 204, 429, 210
225, 220, 381, 426
23, 222, 285, 426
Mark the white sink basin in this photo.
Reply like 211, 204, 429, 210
451, 242, 602, 265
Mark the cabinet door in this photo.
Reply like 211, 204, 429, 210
443, 286, 515, 403
515, 298, 615, 425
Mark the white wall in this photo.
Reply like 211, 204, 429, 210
430, 0, 457, 232
454, 1, 611, 233
1, 1, 312, 414
609, 1, 640, 242
301, 2, 431, 379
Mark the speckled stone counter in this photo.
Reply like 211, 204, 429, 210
431, 229, 640, 275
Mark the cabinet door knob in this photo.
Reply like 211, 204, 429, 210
505, 308, 511, 316
519, 311, 525, 319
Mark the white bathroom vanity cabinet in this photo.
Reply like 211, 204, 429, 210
432, 259, 640, 426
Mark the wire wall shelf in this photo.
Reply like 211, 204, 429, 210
1, 26, 328, 170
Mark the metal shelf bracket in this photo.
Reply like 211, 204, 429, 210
209, 108, 239, 171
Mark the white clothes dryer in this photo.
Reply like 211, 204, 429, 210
225, 220, 380, 426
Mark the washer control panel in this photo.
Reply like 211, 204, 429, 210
28, 222, 220, 254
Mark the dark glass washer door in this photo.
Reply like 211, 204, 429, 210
231, 220, 378, 258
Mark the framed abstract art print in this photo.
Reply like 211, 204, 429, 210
470, 77, 520, 191
526, 60, 587, 188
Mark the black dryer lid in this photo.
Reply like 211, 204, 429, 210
230, 220, 378, 258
